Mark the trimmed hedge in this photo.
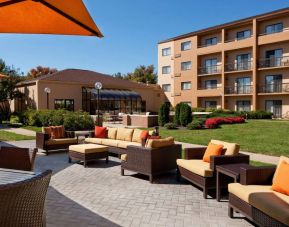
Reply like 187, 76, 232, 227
179, 103, 192, 126
237, 110, 273, 119
23, 109, 94, 131
158, 103, 170, 126
174, 103, 182, 125
205, 116, 245, 129
164, 122, 178, 130
187, 119, 204, 130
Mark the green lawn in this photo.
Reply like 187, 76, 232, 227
160, 120, 289, 157
21, 126, 42, 133
0, 131, 35, 141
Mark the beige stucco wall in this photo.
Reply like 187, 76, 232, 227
258, 16, 289, 35
225, 24, 252, 41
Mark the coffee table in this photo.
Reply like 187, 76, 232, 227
216, 163, 252, 201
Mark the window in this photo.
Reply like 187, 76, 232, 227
162, 84, 171, 92
181, 82, 191, 90
205, 80, 217, 89
236, 101, 251, 111
236, 77, 251, 94
204, 58, 218, 74
54, 99, 74, 111
265, 100, 282, 118
162, 66, 171, 74
205, 37, 217, 46
181, 102, 192, 107
265, 23, 283, 34
265, 49, 283, 67
181, 41, 191, 51
205, 101, 217, 109
265, 75, 282, 93
236, 30, 251, 40
181, 61, 192, 71
162, 47, 171, 56
236, 54, 251, 70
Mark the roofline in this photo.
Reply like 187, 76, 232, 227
158, 7, 289, 44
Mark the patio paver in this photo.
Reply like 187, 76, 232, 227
0, 140, 253, 227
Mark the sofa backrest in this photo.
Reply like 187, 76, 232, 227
116, 128, 134, 142
132, 129, 142, 143
211, 139, 240, 156
107, 128, 117, 139
145, 137, 174, 148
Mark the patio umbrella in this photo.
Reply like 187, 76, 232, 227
0, 0, 103, 37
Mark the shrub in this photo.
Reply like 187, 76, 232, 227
187, 119, 204, 130
24, 109, 42, 126
237, 110, 273, 119
205, 116, 245, 129
9, 114, 20, 124
179, 103, 192, 126
191, 107, 206, 112
174, 103, 182, 125
63, 111, 94, 131
158, 103, 170, 126
164, 122, 178, 130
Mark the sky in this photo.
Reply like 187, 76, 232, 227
0, 0, 288, 76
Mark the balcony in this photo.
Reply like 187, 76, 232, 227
258, 56, 289, 69
258, 83, 289, 94
225, 61, 252, 72
198, 65, 222, 76
224, 85, 253, 95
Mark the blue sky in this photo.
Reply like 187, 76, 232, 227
0, 0, 288, 75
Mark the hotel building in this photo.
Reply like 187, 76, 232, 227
158, 7, 289, 118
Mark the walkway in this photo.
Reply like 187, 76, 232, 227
1, 127, 36, 136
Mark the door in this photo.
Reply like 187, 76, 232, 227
236, 77, 251, 94
265, 49, 283, 67
265, 75, 282, 93
236, 54, 251, 70
205, 58, 218, 74
265, 100, 282, 118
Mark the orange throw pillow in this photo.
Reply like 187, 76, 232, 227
140, 131, 149, 140
203, 143, 223, 163
51, 126, 65, 139
272, 161, 289, 195
95, 126, 107, 138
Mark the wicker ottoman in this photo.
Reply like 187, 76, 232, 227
69, 144, 109, 167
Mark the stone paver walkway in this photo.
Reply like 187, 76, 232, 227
1, 127, 36, 136
0, 140, 252, 227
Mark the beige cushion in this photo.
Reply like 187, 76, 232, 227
101, 139, 118, 147
211, 139, 240, 155
117, 141, 141, 149
120, 154, 127, 161
84, 137, 103, 144
116, 128, 134, 141
148, 130, 154, 136
228, 182, 289, 205
145, 137, 174, 148
107, 128, 117, 139
45, 138, 77, 146
177, 159, 214, 177
273, 156, 289, 182
69, 144, 108, 154
132, 129, 143, 143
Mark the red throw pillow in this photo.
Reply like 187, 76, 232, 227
140, 131, 149, 140
94, 126, 107, 138
203, 142, 223, 163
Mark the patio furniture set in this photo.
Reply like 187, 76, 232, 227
0, 125, 288, 226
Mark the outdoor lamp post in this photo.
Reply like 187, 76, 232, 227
95, 82, 102, 126
44, 87, 51, 109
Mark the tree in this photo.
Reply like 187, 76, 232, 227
26, 66, 58, 80
179, 103, 192, 126
0, 59, 24, 121
174, 103, 182, 125
113, 65, 157, 84
158, 103, 170, 126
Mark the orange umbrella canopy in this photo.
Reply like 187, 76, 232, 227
0, 0, 103, 37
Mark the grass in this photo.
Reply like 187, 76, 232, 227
0, 131, 35, 141
160, 120, 289, 157
21, 126, 42, 133
250, 160, 275, 167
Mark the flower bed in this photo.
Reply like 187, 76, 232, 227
205, 116, 245, 129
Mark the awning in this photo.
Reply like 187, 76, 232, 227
87, 89, 142, 100
0, 0, 103, 37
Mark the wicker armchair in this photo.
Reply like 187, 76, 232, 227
0, 170, 52, 227
177, 146, 250, 199
0, 147, 37, 171
121, 144, 182, 183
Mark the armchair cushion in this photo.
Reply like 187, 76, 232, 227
211, 139, 240, 156
50, 126, 65, 139
145, 137, 174, 148
202, 143, 223, 163
117, 141, 141, 149
272, 161, 289, 196
177, 159, 213, 177
85, 137, 103, 144
101, 139, 118, 147
45, 138, 77, 146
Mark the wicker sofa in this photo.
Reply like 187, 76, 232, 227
120, 137, 182, 183
177, 140, 250, 199
228, 156, 289, 227
36, 126, 77, 155
85, 127, 147, 156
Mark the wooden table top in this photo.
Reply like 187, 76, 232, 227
0, 168, 37, 185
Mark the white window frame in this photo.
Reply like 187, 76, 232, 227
162, 47, 171, 56
181, 82, 191, 90
181, 41, 191, 51
162, 84, 171, 92
181, 61, 192, 71
162, 66, 171, 74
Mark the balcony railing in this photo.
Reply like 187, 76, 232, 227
225, 61, 253, 72
258, 56, 289, 68
198, 65, 222, 75
259, 27, 289, 36
225, 85, 253, 95
198, 85, 220, 90
258, 83, 289, 93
